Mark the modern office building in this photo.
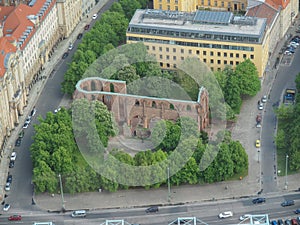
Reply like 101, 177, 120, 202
153, 0, 247, 13
126, 9, 269, 77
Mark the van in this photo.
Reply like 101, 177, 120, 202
71, 210, 86, 218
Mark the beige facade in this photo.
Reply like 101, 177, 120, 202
82, 0, 95, 17
127, 10, 269, 77
56, 0, 82, 38
153, 0, 247, 12
0, 46, 27, 150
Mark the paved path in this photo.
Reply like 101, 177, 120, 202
1, 1, 300, 213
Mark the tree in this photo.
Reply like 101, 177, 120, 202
119, 0, 141, 19
224, 72, 242, 113
235, 59, 261, 97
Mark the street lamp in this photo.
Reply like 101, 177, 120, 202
58, 174, 66, 212
167, 167, 171, 202
285, 154, 289, 190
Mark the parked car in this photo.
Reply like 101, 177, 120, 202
145, 206, 159, 213
3, 203, 10, 211
9, 160, 15, 168
25, 116, 31, 124
252, 197, 266, 204
30, 108, 37, 117
62, 52, 69, 59
6, 174, 12, 183
5, 182, 11, 191
77, 33, 83, 39
15, 138, 21, 147
281, 200, 295, 207
285, 220, 292, 225
218, 211, 233, 219
258, 103, 263, 110
68, 43, 73, 51
291, 219, 298, 225
18, 130, 24, 139
10, 152, 16, 161
255, 140, 261, 148
295, 209, 300, 214
271, 220, 278, 225
54, 107, 61, 113
297, 217, 300, 224
8, 215, 22, 221
84, 24, 90, 30
285, 50, 293, 55
92, 14, 98, 19
261, 95, 267, 103
278, 219, 284, 225
23, 122, 29, 129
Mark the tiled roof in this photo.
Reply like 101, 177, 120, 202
0, 37, 17, 77
0, 6, 14, 21
265, 0, 289, 9
246, 1, 279, 27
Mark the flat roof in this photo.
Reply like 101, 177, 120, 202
129, 9, 267, 39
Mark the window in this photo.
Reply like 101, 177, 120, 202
211, 67, 214, 71
221, 1, 224, 7
166, 47, 169, 52
196, 50, 200, 55
224, 52, 227, 57
173, 48, 176, 53
201, 0, 204, 4
181, 56, 184, 60
189, 49, 192, 54
241, 3, 245, 9
175, 6, 178, 10
208, 0, 210, 5
236, 61, 239, 65
203, 58, 207, 63
236, 53, 239, 58
181, 49, 184, 53
160, 62, 163, 67
210, 51, 214, 56
217, 52, 221, 57
250, 54, 254, 59
173, 56, 176, 60
166, 55, 170, 60
224, 60, 227, 64
203, 51, 207, 55
217, 60, 221, 64
167, 63, 170, 68
159, 47, 162, 51
230, 61, 233, 65
146, 46, 149, 50
214, 1, 217, 6
152, 46, 155, 50
243, 54, 247, 58
210, 59, 214, 64
159, 4, 162, 9
230, 53, 233, 58
167, 0, 170, 3
167, 5, 170, 10
186, 105, 191, 111
174, 64, 177, 68
160, 55, 163, 59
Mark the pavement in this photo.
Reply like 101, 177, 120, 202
1, 1, 300, 213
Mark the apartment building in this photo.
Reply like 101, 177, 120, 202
153, 0, 247, 12
82, 0, 95, 18
56, 0, 82, 38
126, 9, 269, 77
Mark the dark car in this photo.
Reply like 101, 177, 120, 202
6, 174, 12, 183
84, 24, 90, 30
145, 206, 159, 213
77, 33, 83, 39
252, 198, 266, 204
295, 209, 300, 214
8, 215, 21, 221
281, 200, 295, 207
18, 130, 24, 139
278, 219, 284, 225
285, 220, 292, 225
15, 138, 21, 147
62, 52, 69, 59
297, 217, 300, 224
9, 161, 14, 168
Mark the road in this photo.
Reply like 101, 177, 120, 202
4, 0, 117, 212
260, 39, 299, 193
0, 193, 300, 224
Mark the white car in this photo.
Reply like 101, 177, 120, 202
240, 214, 251, 221
258, 103, 263, 110
25, 116, 31, 124
219, 211, 233, 219
54, 107, 61, 113
3, 203, 10, 211
261, 95, 267, 103
92, 14, 98, 19
30, 108, 37, 117
68, 43, 73, 51
10, 152, 17, 161
23, 122, 29, 129
5, 182, 11, 191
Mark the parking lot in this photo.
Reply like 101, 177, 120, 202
280, 35, 300, 66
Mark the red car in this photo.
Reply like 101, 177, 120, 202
84, 24, 90, 30
8, 215, 22, 221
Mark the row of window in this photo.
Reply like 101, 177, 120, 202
128, 27, 261, 43
146, 45, 255, 59
128, 36, 255, 52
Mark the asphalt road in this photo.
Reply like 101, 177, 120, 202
0, 193, 299, 225
260, 39, 299, 193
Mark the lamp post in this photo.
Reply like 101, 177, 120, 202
167, 167, 171, 202
285, 154, 288, 190
58, 174, 65, 212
